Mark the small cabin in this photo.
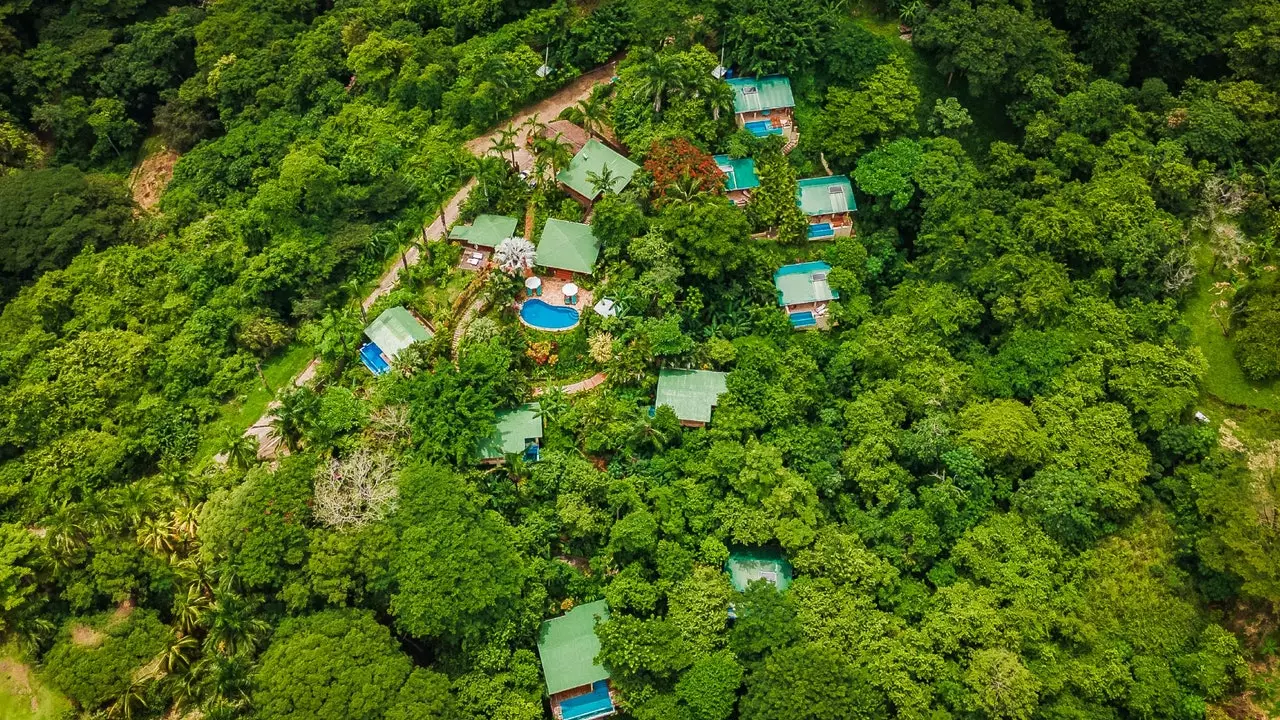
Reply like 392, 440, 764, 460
477, 403, 544, 464
725, 548, 794, 619
727, 76, 795, 140
358, 306, 433, 374
774, 261, 838, 331
713, 154, 760, 207
537, 218, 601, 281
556, 139, 639, 205
654, 368, 729, 428
449, 214, 519, 251
796, 176, 856, 240
537, 600, 616, 720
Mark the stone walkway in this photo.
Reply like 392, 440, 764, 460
534, 372, 607, 396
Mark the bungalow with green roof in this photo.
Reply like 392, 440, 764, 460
727, 76, 796, 140
557, 139, 640, 205
655, 368, 729, 428
797, 176, 856, 240
448, 213, 518, 250
726, 548, 793, 619
358, 306, 433, 374
537, 218, 601, 280
713, 154, 759, 207
537, 600, 616, 720
774, 261, 837, 330
477, 403, 543, 464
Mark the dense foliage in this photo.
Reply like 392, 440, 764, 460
1, 0, 1279, 718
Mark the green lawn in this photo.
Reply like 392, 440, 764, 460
0, 642, 70, 720
1183, 246, 1280, 413
195, 342, 316, 461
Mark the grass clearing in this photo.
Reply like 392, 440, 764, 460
1183, 245, 1280, 413
0, 641, 70, 720
195, 342, 316, 461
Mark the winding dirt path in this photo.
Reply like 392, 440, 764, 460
240, 59, 621, 458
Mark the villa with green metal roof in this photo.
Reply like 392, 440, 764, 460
713, 154, 759, 206
537, 600, 616, 720
774, 261, 837, 330
448, 213, 518, 250
726, 548, 794, 618
358, 306, 434, 374
727, 75, 796, 140
477, 403, 544, 464
537, 218, 601, 279
557, 139, 640, 204
797, 176, 856, 240
655, 368, 729, 427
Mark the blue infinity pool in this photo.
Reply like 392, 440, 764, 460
807, 222, 834, 239
744, 120, 783, 137
359, 342, 390, 375
789, 311, 817, 328
559, 681, 614, 720
520, 299, 580, 331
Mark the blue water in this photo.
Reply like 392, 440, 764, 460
789, 311, 817, 328
807, 222, 834, 239
359, 342, 390, 375
745, 120, 782, 137
560, 681, 614, 720
520, 299, 580, 331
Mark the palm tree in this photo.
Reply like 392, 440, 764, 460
489, 131, 518, 168
203, 590, 270, 658
569, 93, 609, 140
636, 50, 686, 114
341, 278, 367, 323
318, 309, 358, 361
536, 388, 569, 424
108, 680, 149, 720
217, 427, 258, 471
666, 173, 704, 202
137, 515, 174, 554
494, 236, 537, 276
44, 500, 88, 567
270, 386, 319, 454
531, 133, 573, 184
171, 501, 201, 546
174, 584, 211, 635
586, 166, 620, 198
630, 406, 674, 453
695, 72, 735, 122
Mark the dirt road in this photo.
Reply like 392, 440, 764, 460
243, 59, 621, 458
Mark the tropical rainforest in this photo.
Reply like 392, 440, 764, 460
1, 0, 1279, 718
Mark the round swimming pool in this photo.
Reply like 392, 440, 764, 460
520, 298, 580, 331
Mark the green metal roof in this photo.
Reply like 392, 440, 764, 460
556, 139, 639, 200
448, 214, 518, 248
796, 176, 856, 216
713, 155, 760, 192
537, 600, 611, 695
477, 403, 543, 460
655, 368, 728, 425
363, 306, 433, 360
726, 549, 793, 593
773, 261, 838, 307
537, 219, 601, 275
728, 75, 795, 114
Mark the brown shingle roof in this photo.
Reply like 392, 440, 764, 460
540, 120, 591, 154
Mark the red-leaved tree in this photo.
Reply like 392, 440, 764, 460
643, 138, 726, 205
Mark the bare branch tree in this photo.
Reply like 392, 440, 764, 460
313, 448, 399, 528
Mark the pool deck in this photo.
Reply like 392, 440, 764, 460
529, 275, 594, 310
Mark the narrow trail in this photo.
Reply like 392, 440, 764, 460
240, 58, 622, 458
534, 372, 607, 397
